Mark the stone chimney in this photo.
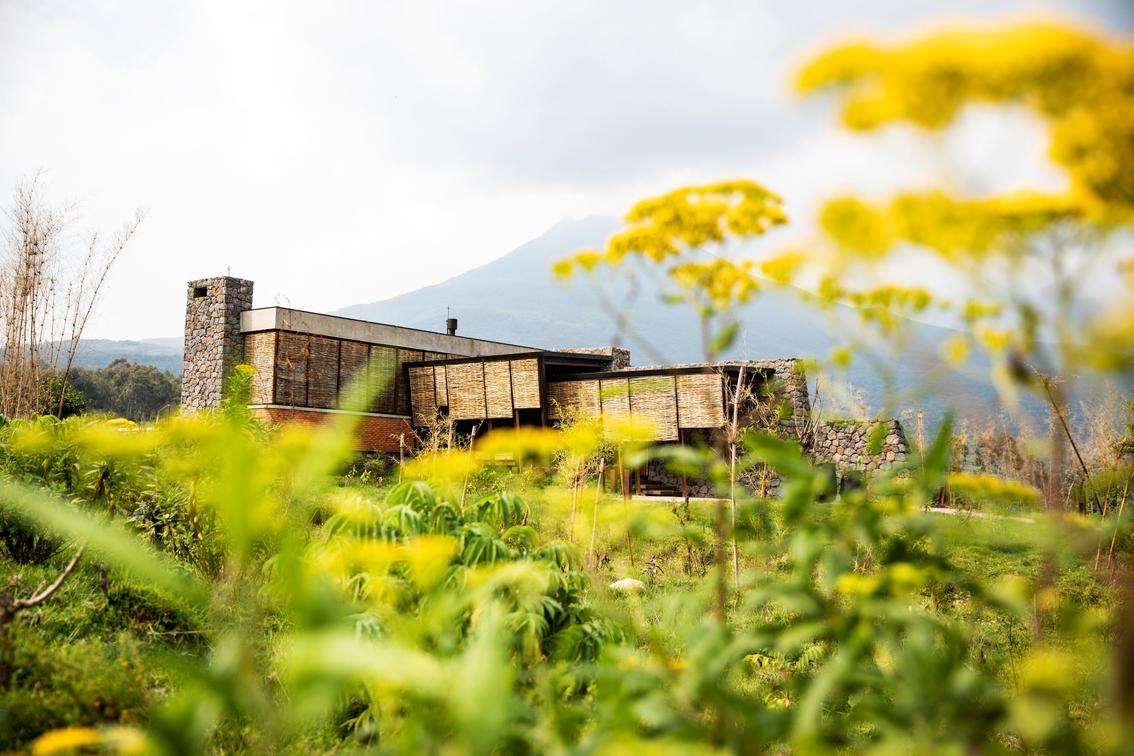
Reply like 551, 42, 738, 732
181, 276, 254, 411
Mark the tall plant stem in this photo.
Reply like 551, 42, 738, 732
1041, 375, 1101, 514
714, 499, 727, 622
459, 423, 479, 509
1094, 477, 1117, 571
618, 447, 635, 568
1107, 475, 1131, 581
588, 458, 605, 571
568, 461, 581, 543
729, 365, 745, 589
729, 443, 740, 589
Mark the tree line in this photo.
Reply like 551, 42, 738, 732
35, 359, 180, 422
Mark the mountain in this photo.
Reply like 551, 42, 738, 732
336, 216, 1060, 429
68, 338, 183, 374
77, 217, 1109, 430
337, 216, 840, 359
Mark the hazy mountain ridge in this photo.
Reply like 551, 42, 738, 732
83, 217, 1112, 429
63, 338, 184, 374
335, 216, 1050, 427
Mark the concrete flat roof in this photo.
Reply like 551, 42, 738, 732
240, 306, 537, 357
405, 350, 612, 367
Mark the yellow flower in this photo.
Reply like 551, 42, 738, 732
32, 727, 101, 755
941, 335, 970, 366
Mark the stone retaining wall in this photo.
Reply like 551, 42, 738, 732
810, 419, 908, 472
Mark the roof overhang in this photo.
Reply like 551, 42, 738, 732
240, 306, 535, 357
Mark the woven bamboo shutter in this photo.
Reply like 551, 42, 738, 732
338, 341, 369, 406
448, 362, 487, 420
409, 366, 438, 425
274, 332, 309, 406
483, 360, 514, 418
307, 336, 340, 409
510, 359, 541, 409
243, 332, 275, 404
547, 380, 600, 421
629, 375, 678, 441
599, 378, 630, 420
368, 346, 398, 414
396, 350, 423, 415
677, 373, 725, 428
434, 365, 449, 407
546, 382, 572, 421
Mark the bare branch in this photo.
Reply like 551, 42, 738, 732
13, 545, 85, 611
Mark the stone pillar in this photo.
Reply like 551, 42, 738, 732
181, 276, 254, 411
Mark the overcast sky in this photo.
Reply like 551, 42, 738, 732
1, 0, 1130, 340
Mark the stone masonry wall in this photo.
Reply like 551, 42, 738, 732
749, 358, 811, 442
639, 361, 908, 497
637, 359, 809, 498
560, 346, 632, 370
181, 277, 254, 411
811, 419, 909, 472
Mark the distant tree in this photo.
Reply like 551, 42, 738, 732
37, 373, 86, 419
67, 359, 180, 422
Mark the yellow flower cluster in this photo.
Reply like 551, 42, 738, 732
669, 258, 760, 310
797, 23, 1134, 216
821, 190, 1085, 260
553, 180, 788, 344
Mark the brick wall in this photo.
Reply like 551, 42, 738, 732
249, 407, 414, 453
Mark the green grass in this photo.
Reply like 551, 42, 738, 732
0, 472, 1120, 752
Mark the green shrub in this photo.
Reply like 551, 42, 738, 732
0, 503, 61, 564
38, 373, 87, 419
0, 632, 151, 749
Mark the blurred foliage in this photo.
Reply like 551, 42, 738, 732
555, 180, 787, 359
0, 16, 1131, 756
796, 23, 1134, 217
0, 395, 1126, 753
796, 21, 1134, 391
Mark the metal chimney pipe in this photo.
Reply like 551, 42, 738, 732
446, 317, 458, 336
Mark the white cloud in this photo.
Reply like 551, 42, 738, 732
0, 0, 1129, 339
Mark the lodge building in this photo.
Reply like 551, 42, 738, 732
181, 276, 907, 487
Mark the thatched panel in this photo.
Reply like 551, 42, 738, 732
629, 375, 678, 441
510, 359, 541, 409
368, 345, 399, 414
307, 336, 340, 409
547, 380, 600, 421
677, 373, 725, 428
274, 332, 309, 406
483, 360, 514, 418
396, 350, 423, 415
409, 366, 438, 425
338, 341, 369, 405
448, 362, 487, 420
434, 365, 449, 408
599, 378, 630, 420
243, 332, 275, 404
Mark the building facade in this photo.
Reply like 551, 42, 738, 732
181, 276, 908, 483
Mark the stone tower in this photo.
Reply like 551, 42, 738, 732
181, 276, 254, 411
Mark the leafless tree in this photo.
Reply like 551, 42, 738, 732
0, 175, 143, 418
